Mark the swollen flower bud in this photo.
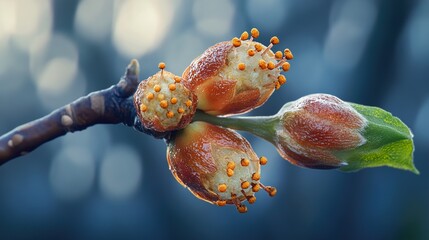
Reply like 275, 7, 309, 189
274, 94, 367, 169
167, 122, 276, 213
133, 64, 197, 132
182, 28, 291, 116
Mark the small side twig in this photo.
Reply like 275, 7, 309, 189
0, 60, 165, 165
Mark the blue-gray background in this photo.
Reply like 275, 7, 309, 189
0, 0, 428, 239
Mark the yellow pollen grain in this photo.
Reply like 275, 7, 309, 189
241, 158, 250, 166
237, 204, 247, 213
275, 81, 281, 90
252, 183, 260, 192
252, 172, 261, 181
259, 59, 267, 69
267, 61, 275, 70
232, 37, 241, 47
177, 108, 185, 114
269, 187, 277, 197
169, 84, 176, 91
255, 43, 263, 52
278, 75, 286, 85
238, 63, 246, 71
218, 184, 227, 192
216, 200, 226, 206
275, 51, 283, 59
248, 196, 256, 204
174, 76, 181, 83
259, 156, 268, 165
247, 49, 255, 56
147, 93, 154, 100
284, 49, 293, 60
282, 62, 290, 71
170, 97, 178, 104
270, 36, 280, 45
251, 28, 259, 38
158, 62, 165, 69
160, 100, 168, 109
227, 161, 235, 170
227, 168, 234, 177
166, 111, 174, 118
154, 85, 161, 92
185, 100, 192, 107
241, 31, 249, 40
140, 104, 147, 112
241, 181, 250, 189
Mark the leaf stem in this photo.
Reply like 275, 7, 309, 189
193, 110, 278, 142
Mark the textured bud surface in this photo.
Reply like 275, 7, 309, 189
183, 29, 291, 116
133, 68, 197, 132
275, 94, 367, 169
167, 122, 275, 212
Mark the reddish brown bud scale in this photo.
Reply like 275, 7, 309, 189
167, 122, 275, 212
274, 94, 367, 169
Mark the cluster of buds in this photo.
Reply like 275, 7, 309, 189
133, 28, 416, 213
133, 28, 289, 213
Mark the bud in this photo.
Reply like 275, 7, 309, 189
133, 64, 197, 132
274, 94, 367, 169
193, 93, 417, 173
273, 94, 417, 173
182, 28, 291, 116
167, 122, 276, 213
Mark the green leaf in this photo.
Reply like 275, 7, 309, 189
337, 103, 418, 174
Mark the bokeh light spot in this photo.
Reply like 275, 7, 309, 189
245, 0, 287, 32
74, 0, 113, 43
193, 0, 235, 37
324, 0, 377, 71
50, 146, 96, 201
99, 145, 143, 200
112, 0, 174, 58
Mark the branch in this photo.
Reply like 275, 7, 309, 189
0, 60, 166, 165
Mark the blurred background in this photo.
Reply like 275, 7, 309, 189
0, 0, 428, 239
